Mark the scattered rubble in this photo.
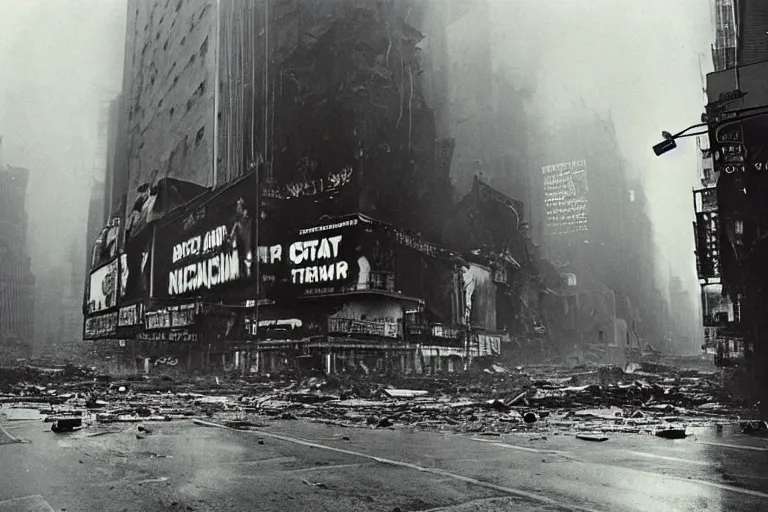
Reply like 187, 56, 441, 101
0, 360, 755, 439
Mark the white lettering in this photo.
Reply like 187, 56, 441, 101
289, 242, 304, 265
304, 239, 319, 262
291, 262, 348, 285
329, 235, 342, 258
172, 225, 228, 264
289, 235, 344, 265
270, 244, 282, 263
337, 260, 348, 279
168, 250, 240, 295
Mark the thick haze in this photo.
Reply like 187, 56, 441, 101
487, 0, 712, 297
0, 0, 710, 305
0, 0, 126, 276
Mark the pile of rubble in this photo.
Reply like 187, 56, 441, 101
0, 361, 751, 437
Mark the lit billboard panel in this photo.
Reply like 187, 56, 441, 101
542, 159, 589, 236
87, 259, 119, 314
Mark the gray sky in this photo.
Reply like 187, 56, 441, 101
489, 0, 712, 296
0, 0, 711, 301
0, 0, 126, 274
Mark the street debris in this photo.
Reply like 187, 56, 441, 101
50, 417, 82, 433
575, 433, 609, 442
655, 428, 688, 439
0, 359, 756, 440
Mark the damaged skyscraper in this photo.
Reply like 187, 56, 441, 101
0, 138, 35, 360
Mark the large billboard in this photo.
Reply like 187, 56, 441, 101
542, 159, 589, 236
282, 216, 395, 297
153, 175, 257, 298
87, 259, 119, 314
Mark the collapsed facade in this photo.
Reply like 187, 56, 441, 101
83, 0, 664, 375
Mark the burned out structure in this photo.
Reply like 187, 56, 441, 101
695, 0, 768, 373
82, 0, 512, 374
83, 0, 662, 375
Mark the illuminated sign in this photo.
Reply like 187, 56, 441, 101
288, 235, 347, 284
328, 317, 401, 339
88, 259, 119, 314
137, 331, 198, 343
168, 225, 242, 295
84, 311, 118, 339
278, 215, 395, 297
118, 304, 143, 327
145, 304, 197, 330
154, 182, 257, 298
542, 160, 589, 236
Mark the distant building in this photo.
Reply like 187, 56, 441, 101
122, 0, 217, 214
0, 140, 35, 356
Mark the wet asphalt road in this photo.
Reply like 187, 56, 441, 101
1, 414, 768, 512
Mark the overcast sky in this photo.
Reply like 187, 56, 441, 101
0, 0, 711, 301
489, 0, 712, 298
0, 0, 126, 274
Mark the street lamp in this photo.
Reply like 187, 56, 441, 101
653, 123, 710, 156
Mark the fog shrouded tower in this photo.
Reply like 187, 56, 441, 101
0, 137, 36, 355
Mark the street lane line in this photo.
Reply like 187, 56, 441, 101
193, 419, 606, 512
285, 463, 369, 473
136, 477, 168, 484
556, 454, 768, 500
698, 441, 768, 452
622, 450, 710, 466
470, 437, 570, 455
0, 426, 22, 444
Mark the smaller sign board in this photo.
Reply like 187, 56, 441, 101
118, 303, 144, 327
84, 312, 118, 339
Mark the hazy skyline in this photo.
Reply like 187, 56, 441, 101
487, 0, 712, 297
0, 0, 126, 275
0, 0, 711, 304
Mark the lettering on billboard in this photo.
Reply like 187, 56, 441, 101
278, 217, 395, 296
137, 331, 198, 343
88, 259, 119, 314
289, 235, 347, 284
328, 318, 400, 339
169, 225, 242, 295
542, 160, 589, 236
261, 165, 354, 199
156, 191, 256, 298
145, 304, 197, 330
431, 325, 461, 339
118, 304, 143, 327
84, 312, 118, 339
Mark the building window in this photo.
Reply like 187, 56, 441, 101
598, 330, 605, 341
734, 219, 744, 235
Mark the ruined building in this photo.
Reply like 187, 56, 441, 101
0, 140, 35, 358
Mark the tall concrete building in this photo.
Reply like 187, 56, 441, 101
0, 138, 35, 356
122, 0, 217, 213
